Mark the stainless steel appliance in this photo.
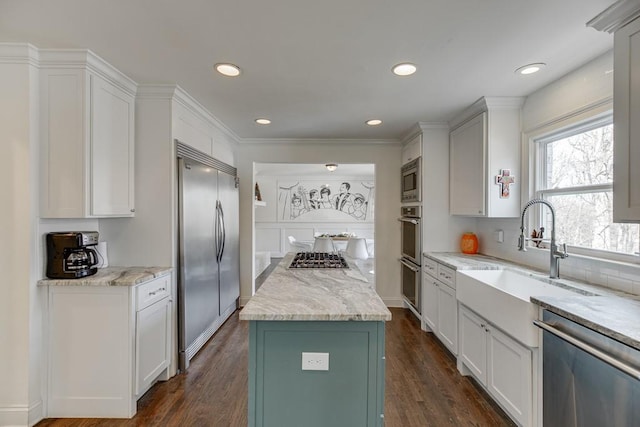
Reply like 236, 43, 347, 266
535, 310, 640, 426
401, 157, 422, 203
45, 231, 99, 279
177, 142, 239, 371
399, 206, 421, 313
289, 252, 349, 269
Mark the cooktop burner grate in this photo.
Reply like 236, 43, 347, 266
289, 252, 349, 269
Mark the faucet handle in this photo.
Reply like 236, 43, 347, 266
558, 243, 569, 258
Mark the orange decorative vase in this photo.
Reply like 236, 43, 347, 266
460, 233, 479, 254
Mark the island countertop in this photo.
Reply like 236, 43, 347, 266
239, 253, 391, 321
38, 266, 172, 287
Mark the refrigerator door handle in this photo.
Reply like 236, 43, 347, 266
215, 200, 222, 263
219, 201, 226, 261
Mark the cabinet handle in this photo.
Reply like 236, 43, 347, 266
148, 287, 166, 297
130, 209, 136, 213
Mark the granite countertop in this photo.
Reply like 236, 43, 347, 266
38, 266, 172, 287
531, 295, 640, 351
425, 251, 640, 350
239, 253, 391, 321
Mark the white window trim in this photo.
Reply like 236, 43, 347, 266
523, 101, 640, 264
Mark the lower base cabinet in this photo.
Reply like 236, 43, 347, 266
248, 320, 385, 427
458, 304, 532, 427
47, 274, 172, 418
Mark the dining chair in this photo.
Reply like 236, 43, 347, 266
346, 238, 369, 259
313, 236, 336, 252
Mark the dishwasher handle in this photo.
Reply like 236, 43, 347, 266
534, 320, 640, 380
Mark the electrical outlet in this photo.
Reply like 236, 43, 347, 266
495, 229, 504, 243
301, 352, 329, 371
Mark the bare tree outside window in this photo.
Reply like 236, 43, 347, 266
537, 121, 639, 256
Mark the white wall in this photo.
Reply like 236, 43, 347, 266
238, 141, 402, 306
476, 50, 640, 296
255, 173, 375, 256
0, 46, 40, 426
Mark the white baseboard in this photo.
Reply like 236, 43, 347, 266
382, 297, 405, 307
0, 404, 28, 427
239, 296, 250, 307
28, 400, 43, 427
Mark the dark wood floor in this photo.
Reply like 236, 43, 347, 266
37, 308, 514, 427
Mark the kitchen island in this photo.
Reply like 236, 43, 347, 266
240, 253, 391, 427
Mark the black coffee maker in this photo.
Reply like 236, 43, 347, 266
46, 232, 100, 279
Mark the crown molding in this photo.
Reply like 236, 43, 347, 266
0, 43, 39, 66
587, 0, 640, 33
38, 48, 137, 96
238, 137, 399, 145
449, 96, 525, 130
400, 121, 449, 144
136, 84, 178, 99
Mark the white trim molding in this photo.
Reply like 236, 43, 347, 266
587, 0, 640, 33
0, 401, 43, 427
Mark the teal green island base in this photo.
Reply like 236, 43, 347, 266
240, 253, 391, 427
248, 320, 385, 427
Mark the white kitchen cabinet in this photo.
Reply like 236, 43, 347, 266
588, 1, 640, 222
614, 16, 640, 222
46, 273, 172, 418
40, 50, 136, 218
402, 133, 422, 165
135, 277, 172, 397
422, 257, 458, 356
449, 97, 523, 217
458, 304, 532, 427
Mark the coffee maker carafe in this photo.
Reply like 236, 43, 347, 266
46, 232, 100, 279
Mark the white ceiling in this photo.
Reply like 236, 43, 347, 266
0, 0, 614, 141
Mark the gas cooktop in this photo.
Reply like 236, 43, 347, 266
289, 252, 349, 269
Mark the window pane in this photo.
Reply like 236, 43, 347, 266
545, 124, 613, 189
545, 192, 639, 254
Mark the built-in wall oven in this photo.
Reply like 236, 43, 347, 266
399, 206, 421, 313
401, 157, 422, 203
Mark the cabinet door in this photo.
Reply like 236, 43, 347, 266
436, 283, 458, 355
487, 325, 532, 427
402, 134, 422, 164
422, 272, 438, 332
614, 17, 640, 222
450, 112, 486, 216
136, 296, 172, 396
91, 73, 135, 216
458, 305, 487, 384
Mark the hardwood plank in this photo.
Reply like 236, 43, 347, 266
37, 308, 514, 427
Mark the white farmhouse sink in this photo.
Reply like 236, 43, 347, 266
456, 269, 586, 347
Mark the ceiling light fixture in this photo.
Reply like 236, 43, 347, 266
255, 118, 271, 125
515, 63, 546, 75
215, 63, 241, 77
366, 119, 382, 126
325, 163, 338, 172
392, 63, 417, 76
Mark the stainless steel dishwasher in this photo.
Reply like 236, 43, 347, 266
535, 310, 640, 427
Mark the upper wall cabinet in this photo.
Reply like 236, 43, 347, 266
40, 51, 136, 218
402, 133, 422, 165
589, 1, 640, 222
449, 97, 524, 217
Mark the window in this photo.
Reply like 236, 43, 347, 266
535, 115, 639, 258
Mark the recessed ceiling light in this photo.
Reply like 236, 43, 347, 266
392, 63, 417, 76
515, 63, 546, 75
366, 119, 382, 126
215, 63, 241, 77
325, 163, 338, 172
255, 118, 271, 125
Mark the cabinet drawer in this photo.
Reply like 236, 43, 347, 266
437, 264, 456, 288
136, 275, 170, 311
423, 257, 438, 278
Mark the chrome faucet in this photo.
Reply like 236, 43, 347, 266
518, 198, 568, 279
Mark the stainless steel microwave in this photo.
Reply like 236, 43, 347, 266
401, 157, 421, 203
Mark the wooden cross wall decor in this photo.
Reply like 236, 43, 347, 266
495, 169, 515, 199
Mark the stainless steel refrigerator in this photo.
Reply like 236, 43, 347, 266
177, 143, 239, 371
